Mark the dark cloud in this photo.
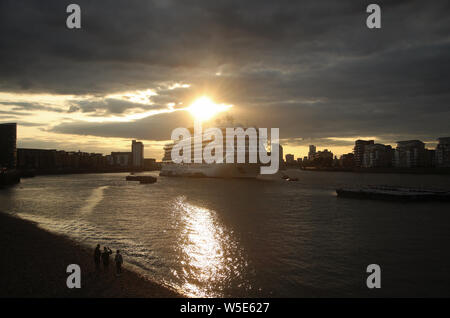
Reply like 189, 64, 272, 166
1, 0, 449, 146
50, 110, 192, 141
0, 120, 44, 127
0, 109, 31, 116
0, 116, 17, 121
16, 121, 45, 127
67, 98, 165, 115
282, 137, 354, 146
0, 101, 65, 113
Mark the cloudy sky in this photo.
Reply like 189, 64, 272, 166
1, 0, 449, 158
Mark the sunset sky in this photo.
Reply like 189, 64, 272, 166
1, 0, 449, 159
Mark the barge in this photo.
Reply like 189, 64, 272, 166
336, 185, 450, 202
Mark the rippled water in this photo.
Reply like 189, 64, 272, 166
1, 171, 450, 297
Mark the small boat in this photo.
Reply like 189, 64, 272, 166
139, 178, 157, 184
125, 175, 157, 184
336, 185, 450, 202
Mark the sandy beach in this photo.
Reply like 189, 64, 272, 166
0, 212, 181, 298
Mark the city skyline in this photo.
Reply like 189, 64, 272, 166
4, 121, 448, 163
5, 120, 448, 170
1, 1, 449, 160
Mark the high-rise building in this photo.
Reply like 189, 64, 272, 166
308, 145, 316, 160
271, 143, 284, 169
314, 149, 333, 160
353, 140, 374, 167
362, 144, 393, 168
311, 149, 333, 166
132, 140, 144, 167
276, 144, 284, 164
0, 123, 17, 169
425, 149, 436, 167
394, 140, 425, 168
436, 137, 450, 167
285, 154, 295, 164
339, 153, 355, 167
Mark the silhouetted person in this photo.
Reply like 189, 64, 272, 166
94, 244, 101, 271
101, 247, 112, 270
115, 250, 123, 276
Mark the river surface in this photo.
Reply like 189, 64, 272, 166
1, 170, 449, 297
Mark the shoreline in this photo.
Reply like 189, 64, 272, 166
0, 211, 181, 298
20, 168, 160, 176
297, 166, 450, 175
1, 169, 161, 188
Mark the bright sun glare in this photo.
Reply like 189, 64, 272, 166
188, 96, 232, 121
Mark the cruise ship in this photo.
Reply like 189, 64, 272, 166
160, 127, 263, 178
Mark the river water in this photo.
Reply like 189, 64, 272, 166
1, 170, 449, 297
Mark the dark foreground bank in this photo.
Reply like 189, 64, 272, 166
0, 212, 180, 298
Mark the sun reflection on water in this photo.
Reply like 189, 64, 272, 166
172, 196, 246, 297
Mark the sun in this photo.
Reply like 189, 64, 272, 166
188, 96, 232, 122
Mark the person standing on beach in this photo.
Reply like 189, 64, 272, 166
114, 250, 123, 276
101, 246, 112, 270
94, 244, 101, 271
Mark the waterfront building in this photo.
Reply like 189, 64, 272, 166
362, 144, 393, 168
17, 148, 57, 169
312, 149, 333, 166
132, 140, 144, 167
308, 145, 316, 160
436, 137, 450, 167
285, 154, 295, 164
144, 158, 159, 170
353, 140, 374, 167
106, 155, 113, 166
394, 140, 426, 168
333, 155, 339, 167
18, 149, 106, 170
425, 149, 436, 167
0, 123, 17, 169
339, 153, 355, 168
314, 149, 333, 160
278, 144, 284, 166
111, 152, 132, 167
